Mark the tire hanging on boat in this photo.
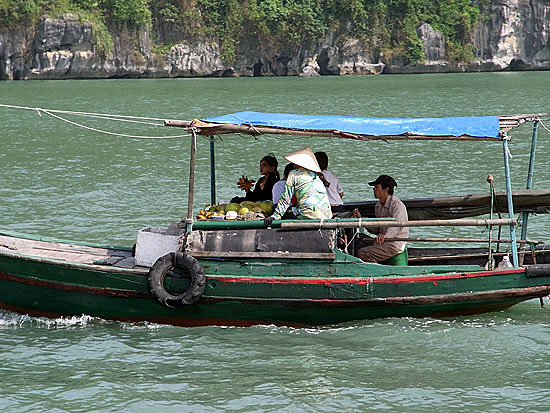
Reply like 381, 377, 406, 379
147, 252, 205, 308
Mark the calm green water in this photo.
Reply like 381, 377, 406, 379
1, 73, 550, 411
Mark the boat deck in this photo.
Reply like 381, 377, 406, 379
0, 234, 135, 268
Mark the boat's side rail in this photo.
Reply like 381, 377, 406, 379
279, 218, 516, 230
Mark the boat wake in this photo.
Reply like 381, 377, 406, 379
0, 310, 99, 328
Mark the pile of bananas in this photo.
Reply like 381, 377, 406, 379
196, 209, 224, 220
195, 201, 273, 221
237, 175, 255, 192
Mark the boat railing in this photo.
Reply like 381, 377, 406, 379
277, 217, 546, 265
278, 218, 515, 229
191, 217, 516, 230
185, 216, 547, 267
190, 217, 394, 230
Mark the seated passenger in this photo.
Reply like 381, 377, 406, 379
272, 163, 296, 204
265, 147, 332, 226
232, 154, 280, 203
314, 151, 344, 214
353, 175, 408, 263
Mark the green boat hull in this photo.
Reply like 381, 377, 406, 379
1, 237, 549, 326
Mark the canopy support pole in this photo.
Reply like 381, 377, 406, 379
520, 120, 539, 242
488, 175, 495, 270
187, 129, 197, 224
209, 137, 216, 206
502, 138, 519, 267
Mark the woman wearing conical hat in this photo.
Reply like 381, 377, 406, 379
266, 147, 332, 223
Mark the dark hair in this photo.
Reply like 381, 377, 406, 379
369, 175, 397, 196
314, 151, 328, 170
283, 163, 295, 179
261, 154, 280, 181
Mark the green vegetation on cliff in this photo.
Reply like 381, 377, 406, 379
0, 0, 482, 64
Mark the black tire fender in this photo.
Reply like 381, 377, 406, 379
147, 252, 205, 308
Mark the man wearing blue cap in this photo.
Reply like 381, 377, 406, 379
354, 175, 409, 263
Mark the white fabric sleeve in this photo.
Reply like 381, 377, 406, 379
384, 201, 407, 239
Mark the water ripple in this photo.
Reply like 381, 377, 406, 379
2, 74, 550, 411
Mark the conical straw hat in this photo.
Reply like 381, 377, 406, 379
283, 147, 321, 173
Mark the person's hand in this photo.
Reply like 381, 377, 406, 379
264, 216, 275, 227
351, 208, 361, 218
376, 234, 385, 244
237, 175, 255, 191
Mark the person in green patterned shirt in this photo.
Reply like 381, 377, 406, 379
265, 147, 332, 226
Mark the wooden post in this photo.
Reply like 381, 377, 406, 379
503, 138, 519, 267
521, 120, 539, 242
187, 129, 197, 221
488, 175, 494, 270
210, 137, 216, 206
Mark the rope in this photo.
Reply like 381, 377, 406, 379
539, 119, 550, 134
345, 228, 360, 254
55, 112, 163, 127
0, 103, 167, 121
229, 113, 262, 135
0, 103, 191, 139
318, 219, 325, 238
42, 109, 189, 139
502, 134, 513, 159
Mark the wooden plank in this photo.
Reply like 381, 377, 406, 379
0, 234, 130, 265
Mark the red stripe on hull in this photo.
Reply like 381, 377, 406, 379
372, 268, 524, 284
202, 285, 550, 306
210, 268, 524, 285
0, 268, 528, 297
0, 271, 150, 299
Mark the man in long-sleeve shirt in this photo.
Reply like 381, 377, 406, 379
355, 175, 408, 263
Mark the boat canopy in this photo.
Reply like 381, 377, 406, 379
203, 111, 501, 139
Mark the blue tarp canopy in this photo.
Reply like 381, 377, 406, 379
203, 111, 501, 139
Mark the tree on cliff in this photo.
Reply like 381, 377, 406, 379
1, 0, 482, 65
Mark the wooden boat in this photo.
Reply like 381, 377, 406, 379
1, 111, 550, 327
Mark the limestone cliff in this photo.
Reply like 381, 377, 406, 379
386, 0, 550, 73
0, 0, 549, 80
473, 0, 550, 70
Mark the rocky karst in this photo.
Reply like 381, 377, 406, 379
1, 0, 549, 80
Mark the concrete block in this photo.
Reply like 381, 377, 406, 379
135, 226, 180, 267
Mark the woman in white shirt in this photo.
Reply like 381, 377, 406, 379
272, 162, 296, 204
314, 151, 344, 212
